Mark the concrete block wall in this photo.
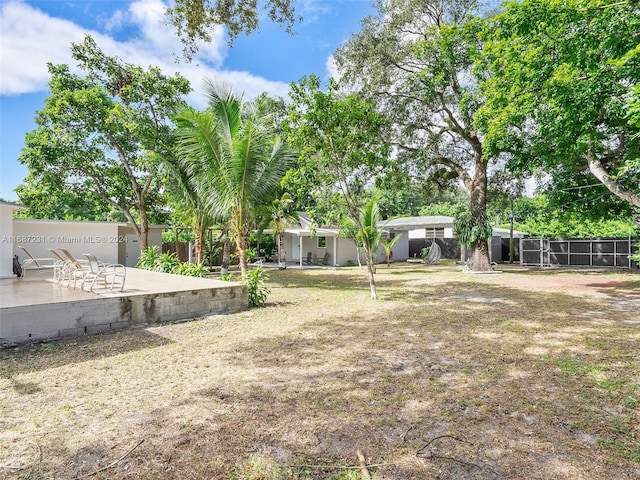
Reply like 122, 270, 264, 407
0, 285, 248, 345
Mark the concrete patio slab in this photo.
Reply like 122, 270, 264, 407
0, 268, 247, 345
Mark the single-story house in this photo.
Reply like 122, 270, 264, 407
384, 216, 528, 262
281, 213, 355, 267
284, 213, 527, 266
280, 214, 527, 266
1, 201, 165, 278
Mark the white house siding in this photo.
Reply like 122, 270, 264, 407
13, 220, 122, 265
12, 220, 165, 268
388, 233, 410, 261
296, 235, 340, 265
0, 203, 22, 277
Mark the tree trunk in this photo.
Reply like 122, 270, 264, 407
509, 202, 514, 264
366, 258, 378, 300
195, 229, 205, 265
587, 150, 640, 208
469, 240, 492, 271
193, 217, 207, 265
138, 200, 150, 251
467, 163, 492, 272
139, 225, 149, 251
236, 236, 249, 276
364, 246, 378, 299
221, 238, 230, 274
277, 233, 286, 269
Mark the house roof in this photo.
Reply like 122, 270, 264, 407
383, 215, 456, 230
284, 212, 340, 237
13, 218, 170, 229
492, 227, 528, 238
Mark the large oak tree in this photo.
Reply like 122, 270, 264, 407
334, 0, 496, 271
166, 0, 298, 59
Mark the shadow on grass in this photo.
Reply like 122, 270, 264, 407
9, 270, 640, 479
0, 327, 174, 378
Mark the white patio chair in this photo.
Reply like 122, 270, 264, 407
81, 253, 126, 293
48, 248, 74, 284
58, 248, 91, 288
18, 246, 56, 280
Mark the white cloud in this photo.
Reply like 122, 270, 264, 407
299, 0, 334, 24
102, 9, 125, 33
325, 54, 340, 81
0, 1, 86, 94
0, 0, 289, 102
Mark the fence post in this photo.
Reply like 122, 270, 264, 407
519, 238, 523, 266
540, 239, 544, 267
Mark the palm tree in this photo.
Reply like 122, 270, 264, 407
347, 196, 383, 299
381, 234, 402, 268
160, 156, 212, 266
174, 81, 296, 275
268, 193, 298, 269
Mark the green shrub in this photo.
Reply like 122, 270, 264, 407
137, 246, 207, 277
245, 247, 257, 263
137, 245, 160, 270
155, 252, 182, 273
218, 268, 271, 307
630, 241, 640, 264
245, 268, 270, 307
420, 246, 430, 262
174, 262, 207, 277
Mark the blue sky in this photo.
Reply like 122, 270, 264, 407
0, 0, 375, 201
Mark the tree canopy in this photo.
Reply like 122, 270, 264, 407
174, 81, 296, 275
18, 35, 190, 249
166, 0, 298, 60
476, 0, 640, 216
287, 75, 391, 297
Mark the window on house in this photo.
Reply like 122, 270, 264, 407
317, 236, 327, 248
426, 228, 445, 238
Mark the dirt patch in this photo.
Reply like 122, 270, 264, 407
1, 264, 639, 479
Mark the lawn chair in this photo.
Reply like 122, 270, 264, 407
303, 251, 313, 265
17, 246, 56, 280
58, 248, 91, 288
320, 252, 330, 265
81, 253, 126, 293
48, 248, 73, 284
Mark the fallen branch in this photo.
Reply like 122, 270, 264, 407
73, 439, 144, 480
400, 424, 415, 442
356, 450, 371, 480
415, 434, 471, 456
415, 435, 504, 478
284, 460, 395, 470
